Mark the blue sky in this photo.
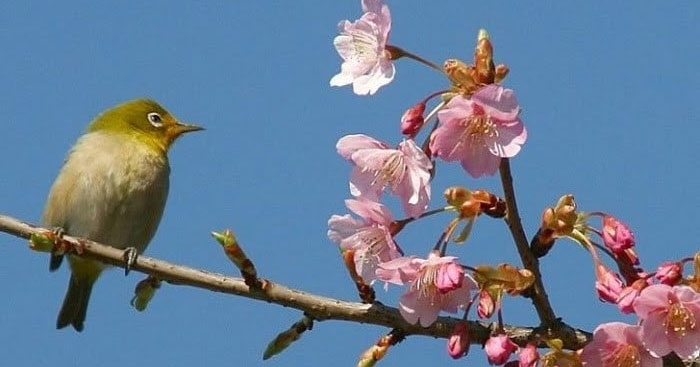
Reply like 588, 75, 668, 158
0, 1, 698, 366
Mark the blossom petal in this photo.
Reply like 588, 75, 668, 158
398, 290, 421, 325
633, 284, 673, 319
396, 181, 429, 218
460, 146, 501, 178
349, 167, 381, 200
360, 0, 391, 44
486, 120, 527, 158
376, 256, 419, 285
337, 134, 388, 159
350, 147, 397, 171
398, 139, 432, 172
675, 285, 700, 305
352, 61, 393, 95
670, 325, 700, 359
327, 214, 365, 243
471, 85, 521, 121
438, 96, 473, 122
640, 352, 663, 367
399, 290, 441, 327
441, 281, 472, 313
430, 124, 467, 162
640, 311, 673, 358
345, 198, 394, 225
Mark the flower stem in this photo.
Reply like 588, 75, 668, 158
387, 45, 445, 75
396, 206, 451, 227
421, 90, 450, 105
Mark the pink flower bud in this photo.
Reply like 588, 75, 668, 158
602, 216, 635, 253
518, 343, 539, 367
400, 102, 426, 137
595, 265, 623, 303
485, 334, 518, 365
446, 321, 470, 359
436, 261, 464, 293
654, 261, 682, 285
477, 289, 495, 319
616, 279, 647, 314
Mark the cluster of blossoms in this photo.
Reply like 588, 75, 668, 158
326, 0, 700, 366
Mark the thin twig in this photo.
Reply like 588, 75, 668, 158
498, 159, 557, 325
0, 213, 589, 350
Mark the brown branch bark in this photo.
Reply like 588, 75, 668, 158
0, 213, 589, 350
0, 213, 691, 367
499, 159, 558, 326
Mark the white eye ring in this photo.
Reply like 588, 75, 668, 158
148, 112, 163, 127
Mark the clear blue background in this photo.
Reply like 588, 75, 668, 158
0, 1, 698, 366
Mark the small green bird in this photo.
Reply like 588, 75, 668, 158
42, 99, 202, 331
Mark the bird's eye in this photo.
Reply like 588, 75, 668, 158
148, 112, 163, 127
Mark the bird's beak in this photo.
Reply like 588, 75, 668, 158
169, 122, 204, 139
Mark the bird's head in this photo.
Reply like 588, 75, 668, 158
88, 99, 203, 154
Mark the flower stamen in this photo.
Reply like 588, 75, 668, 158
601, 344, 641, 367
665, 301, 697, 336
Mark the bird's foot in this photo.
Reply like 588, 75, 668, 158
50, 227, 66, 249
123, 247, 139, 276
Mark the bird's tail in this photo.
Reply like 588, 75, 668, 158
57, 270, 98, 332
49, 253, 64, 271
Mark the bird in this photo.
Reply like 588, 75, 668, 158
42, 99, 202, 331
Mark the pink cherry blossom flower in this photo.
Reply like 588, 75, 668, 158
602, 215, 635, 253
430, 85, 527, 178
327, 198, 401, 284
330, 0, 394, 95
518, 343, 539, 367
447, 321, 470, 359
580, 322, 661, 367
595, 264, 624, 304
484, 334, 518, 365
376, 252, 476, 327
337, 134, 432, 218
654, 261, 683, 286
633, 284, 700, 359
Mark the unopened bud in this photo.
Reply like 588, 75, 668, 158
400, 102, 426, 137
446, 322, 470, 359
29, 232, 54, 253
485, 334, 518, 365
519, 343, 540, 367
130, 275, 161, 311
263, 316, 313, 360
444, 58, 477, 93
358, 330, 404, 367
537, 195, 578, 252
654, 261, 682, 285
601, 215, 635, 253
444, 186, 471, 207
474, 29, 495, 84
212, 230, 259, 287
595, 265, 624, 303
477, 289, 496, 319
495, 64, 509, 83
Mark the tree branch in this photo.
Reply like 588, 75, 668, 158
499, 159, 557, 325
0, 213, 590, 350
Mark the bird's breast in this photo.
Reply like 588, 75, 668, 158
43, 132, 170, 252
